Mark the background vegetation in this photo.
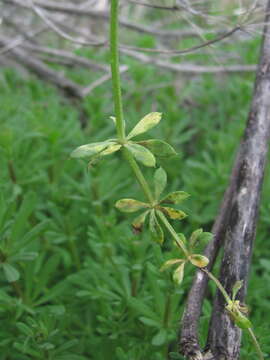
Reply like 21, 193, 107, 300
0, 17, 270, 360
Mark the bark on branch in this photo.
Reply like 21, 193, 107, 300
179, 0, 270, 358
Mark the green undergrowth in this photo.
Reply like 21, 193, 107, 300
0, 43, 269, 359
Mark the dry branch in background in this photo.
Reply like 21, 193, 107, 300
180, 0, 270, 358
0, 0, 264, 98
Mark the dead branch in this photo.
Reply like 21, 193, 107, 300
179, 0, 270, 358
120, 48, 257, 74
207, 1, 270, 358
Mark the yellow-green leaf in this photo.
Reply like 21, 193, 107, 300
149, 210, 164, 244
154, 167, 167, 200
160, 207, 187, 220
189, 254, 209, 268
71, 141, 113, 158
127, 112, 162, 139
100, 143, 122, 156
132, 210, 150, 233
160, 258, 184, 272
126, 143, 156, 167
161, 191, 190, 205
232, 280, 243, 301
138, 139, 177, 157
173, 262, 185, 285
115, 199, 148, 213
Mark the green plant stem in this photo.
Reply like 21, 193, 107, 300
247, 327, 264, 360
110, 0, 125, 141
157, 211, 189, 257
122, 148, 154, 203
202, 268, 231, 304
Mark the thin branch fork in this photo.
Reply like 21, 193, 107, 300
179, 0, 270, 358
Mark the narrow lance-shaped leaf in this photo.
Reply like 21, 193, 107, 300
160, 258, 184, 272
2, 263, 20, 282
149, 210, 164, 244
71, 140, 114, 158
160, 207, 187, 220
173, 262, 185, 285
138, 139, 177, 157
126, 143, 156, 167
161, 191, 190, 205
232, 280, 243, 301
127, 112, 162, 139
132, 210, 149, 233
115, 199, 148, 213
154, 167, 167, 200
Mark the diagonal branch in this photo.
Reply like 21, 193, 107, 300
207, 1, 270, 358
180, 1, 270, 359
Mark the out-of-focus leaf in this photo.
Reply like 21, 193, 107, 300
125, 143, 156, 167
151, 328, 167, 346
2, 263, 20, 282
115, 199, 148, 213
127, 112, 162, 139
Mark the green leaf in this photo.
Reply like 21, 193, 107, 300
154, 167, 167, 200
160, 207, 187, 220
198, 232, 213, 245
189, 228, 203, 249
71, 140, 113, 158
115, 199, 148, 213
232, 280, 243, 301
127, 112, 162, 139
99, 143, 122, 156
160, 259, 185, 271
16, 322, 34, 337
189, 254, 209, 268
132, 210, 149, 233
160, 259, 184, 272
10, 191, 37, 243
125, 143, 156, 167
149, 210, 164, 244
173, 262, 185, 285
139, 317, 160, 328
161, 191, 190, 205
230, 312, 252, 329
151, 328, 167, 346
138, 139, 177, 157
2, 263, 20, 282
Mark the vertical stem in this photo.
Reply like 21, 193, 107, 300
157, 211, 189, 257
110, 0, 125, 141
122, 148, 154, 203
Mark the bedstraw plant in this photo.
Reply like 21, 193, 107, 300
71, 0, 264, 358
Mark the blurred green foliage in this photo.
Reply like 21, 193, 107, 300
0, 35, 269, 359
